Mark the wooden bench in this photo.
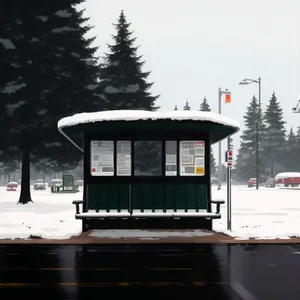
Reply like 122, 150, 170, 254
72, 183, 224, 219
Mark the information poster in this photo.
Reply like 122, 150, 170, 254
91, 141, 114, 176
165, 141, 177, 176
117, 141, 131, 176
180, 141, 205, 176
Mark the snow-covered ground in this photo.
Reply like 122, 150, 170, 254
213, 185, 300, 239
0, 186, 81, 239
0, 185, 300, 240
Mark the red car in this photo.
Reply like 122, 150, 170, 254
248, 178, 256, 188
6, 182, 18, 191
276, 177, 300, 187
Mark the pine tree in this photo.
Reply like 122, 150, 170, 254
199, 97, 211, 113
199, 97, 210, 111
227, 137, 233, 150
235, 96, 265, 182
284, 128, 300, 171
174, 105, 178, 110
183, 100, 191, 110
100, 10, 160, 174
0, 1, 101, 204
198, 97, 217, 175
262, 92, 286, 177
100, 10, 159, 111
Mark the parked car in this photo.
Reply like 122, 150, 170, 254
7, 182, 18, 191
211, 177, 218, 184
75, 179, 83, 186
265, 178, 275, 187
33, 179, 46, 190
48, 179, 63, 188
248, 178, 256, 188
275, 172, 300, 188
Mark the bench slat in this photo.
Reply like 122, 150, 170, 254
75, 211, 221, 219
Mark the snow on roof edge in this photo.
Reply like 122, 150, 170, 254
58, 110, 240, 131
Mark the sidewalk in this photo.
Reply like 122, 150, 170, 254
0, 229, 299, 244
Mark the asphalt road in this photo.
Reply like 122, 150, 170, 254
0, 243, 299, 299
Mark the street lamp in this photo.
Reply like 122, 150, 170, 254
239, 77, 261, 190
292, 94, 300, 113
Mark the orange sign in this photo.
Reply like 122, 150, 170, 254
195, 167, 204, 175
225, 93, 231, 103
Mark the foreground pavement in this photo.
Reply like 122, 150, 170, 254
1, 229, 300, 243
0, 243, 300, 299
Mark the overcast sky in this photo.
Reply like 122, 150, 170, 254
79, 0, 300, 154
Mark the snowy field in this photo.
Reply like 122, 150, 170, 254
213, 186, 300, 240
0, 186, 81, 240
0, 185, 300, 240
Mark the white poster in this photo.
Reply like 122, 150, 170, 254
117, 141, 131, 176
180, 141, 205, 176
165, 141, 177, 176
91, 141, 114, 176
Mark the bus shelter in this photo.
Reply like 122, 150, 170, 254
58, 110, 239, 231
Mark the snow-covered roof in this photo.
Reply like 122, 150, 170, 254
58, 110, 240, 130
275, 172, 300, 179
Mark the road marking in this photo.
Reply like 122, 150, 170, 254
2, 267, 192, 271
15, 267, 121, 271
0, 281, 227, 288
160, 253, 205, 256
230, 282, 258, 300
286, 245, 300, 253
149, 268, 192, 271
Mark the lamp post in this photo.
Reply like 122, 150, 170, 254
292, 93, 300, 113
239, 77, 261, 189
217, 88, 231, 190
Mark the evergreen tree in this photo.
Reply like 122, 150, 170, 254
199, 97, 211, 112
227, 137, 233, 150
262, 92, 286, 177
174, 105, 178, 110
199, 97, 210, 111
0, 1, 101, 204
100, 10, 160, 174
183, 100, 191, 110
198, 97, 217, 175
284, 128, 300, 171
235, 96, 265, 182
210, 152, 217, 176
100, 10, 159, 111
0, 160, 20, 182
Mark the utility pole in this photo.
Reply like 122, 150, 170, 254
218, 88, 231, 190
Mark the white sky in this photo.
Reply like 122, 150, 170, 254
79, 0, 300, 155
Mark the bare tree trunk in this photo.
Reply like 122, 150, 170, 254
43, 167, 46, 183
270, 161, 274, 178
18, 142, 33, 204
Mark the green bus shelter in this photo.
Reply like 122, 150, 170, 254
58, 110, 239, 231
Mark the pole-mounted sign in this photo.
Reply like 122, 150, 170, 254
225, 149, 233, 167
225, 93, 231, 103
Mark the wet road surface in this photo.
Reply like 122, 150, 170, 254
0, 243, 300, 299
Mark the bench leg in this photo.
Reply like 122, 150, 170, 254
82, 219, 89, 232
75, 203, 80, 214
